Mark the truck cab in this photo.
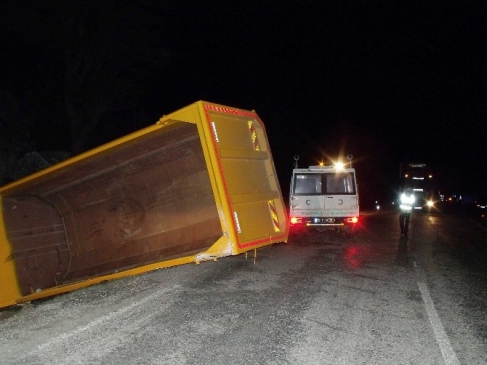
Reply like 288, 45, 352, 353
289, 162, 359, 234
400, 162, 436, 212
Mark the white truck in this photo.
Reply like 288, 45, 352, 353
289, 157, 359, 234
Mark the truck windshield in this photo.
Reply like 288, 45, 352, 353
294, 173, 355, 195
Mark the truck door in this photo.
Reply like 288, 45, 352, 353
290, 173, 324, 211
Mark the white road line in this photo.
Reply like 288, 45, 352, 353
414, 262, 460, 365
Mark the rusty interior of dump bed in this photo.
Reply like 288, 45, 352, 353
2, 122, 221, 295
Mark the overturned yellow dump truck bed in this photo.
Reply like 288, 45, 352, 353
0, 101, 288, 308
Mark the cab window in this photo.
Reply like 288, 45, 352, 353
293, 174, 322, 194
325, 173, 355, 194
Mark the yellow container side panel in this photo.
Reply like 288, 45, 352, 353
201, 103, 289, 253
161, 101, 237, 257
0, 197, 22, 307
193, 102, 235, 247
232, 201, 279, 242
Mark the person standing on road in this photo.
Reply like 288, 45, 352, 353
399, 187, 415, 236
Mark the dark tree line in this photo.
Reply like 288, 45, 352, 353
1, 0, 175, 185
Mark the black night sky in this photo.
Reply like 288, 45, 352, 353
1, 1, 486, 204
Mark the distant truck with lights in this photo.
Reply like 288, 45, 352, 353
289, 156, 359, 234
399, 162, 436, 211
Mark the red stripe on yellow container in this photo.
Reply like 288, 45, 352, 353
248, 121, 260, 151
268, 200, 280, 232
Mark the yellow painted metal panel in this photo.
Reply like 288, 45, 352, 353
200, 102, 288, 253
0, 196, 21, 308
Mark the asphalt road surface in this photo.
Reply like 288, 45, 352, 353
1, 208, 486, 364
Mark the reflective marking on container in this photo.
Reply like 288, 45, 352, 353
205, 104, 256, 117
248, 121, 260, 151
268, 200, 280, 232
233, 211, 242, 233
211, 121, 219, 142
